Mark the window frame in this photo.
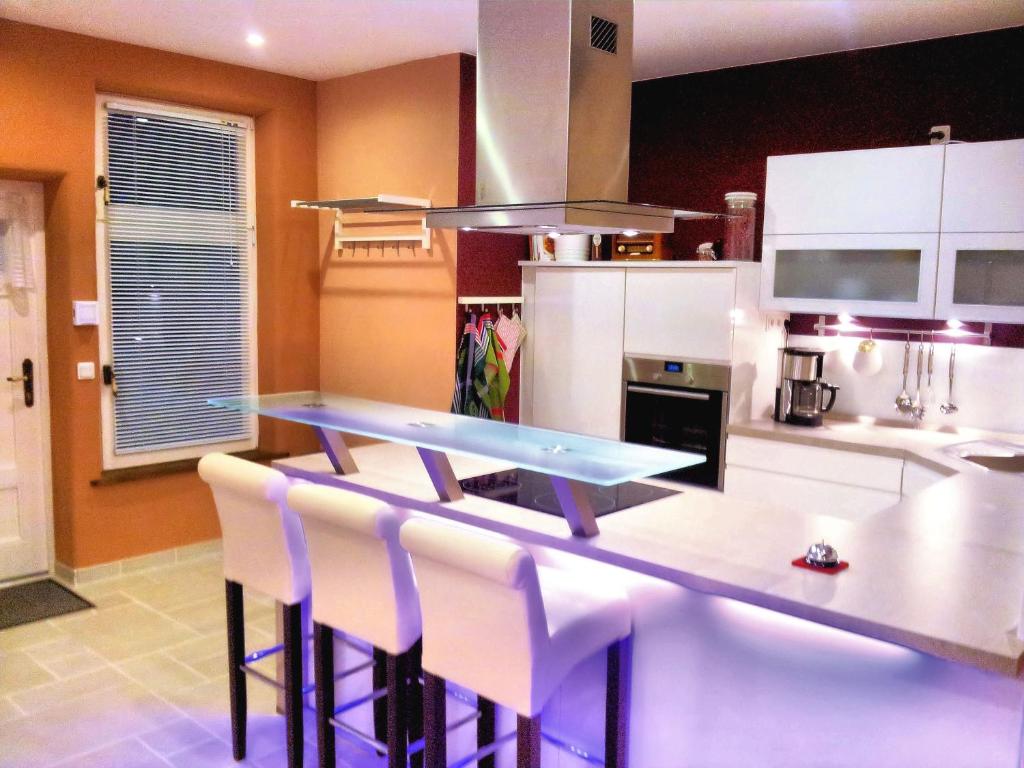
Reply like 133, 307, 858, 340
94, 94, 259, 470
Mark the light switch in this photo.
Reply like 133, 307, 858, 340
72, 301, 99, 326
77, 362, 96, 380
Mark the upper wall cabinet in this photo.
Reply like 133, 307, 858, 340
763, 145, 945, 236
761, 139, 1024, 320
940, 139, 1024, 233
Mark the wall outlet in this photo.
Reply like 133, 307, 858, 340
929, 125, 951, 145
77, 361, 96, 380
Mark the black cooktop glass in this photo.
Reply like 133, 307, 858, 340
458, 468, 680, 518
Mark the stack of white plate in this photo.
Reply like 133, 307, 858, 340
554, 234, 590, 261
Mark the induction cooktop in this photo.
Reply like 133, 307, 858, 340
458, 468, 680, 518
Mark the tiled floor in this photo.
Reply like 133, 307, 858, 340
0, 552, 379, 768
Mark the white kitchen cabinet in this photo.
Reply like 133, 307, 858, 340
726, 435, 904, 492
623, 269, 735, 363
724, 465, 901, 522
761, 139, 1024, 321
935, 231, 1024, 322
763, 145, 945, 236
940, 139, 1024, 233
761, 233, 940, 318
526, 268, 625, 439
724, 435, 904, 520
901, 459, 952, 498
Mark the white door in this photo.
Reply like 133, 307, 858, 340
0, 180, 51, 581
528, 268, 625, 440
940, 139, 1024, 233
623, 268, 736, 362
763, 144, 944, 235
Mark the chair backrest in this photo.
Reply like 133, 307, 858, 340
197, 453, 310, 605
287, 483, 421, 655
399, 518, 548, 710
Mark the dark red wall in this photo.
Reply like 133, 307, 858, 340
456, 54, 530, 421
629, 26, 1024, 261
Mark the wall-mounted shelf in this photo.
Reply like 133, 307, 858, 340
291, 195, 432, 252
290, 195, 429, 212
458, 295, 523, 310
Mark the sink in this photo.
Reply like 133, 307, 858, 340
944, 441, 1024, 473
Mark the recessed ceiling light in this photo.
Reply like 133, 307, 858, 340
246, 32, 265, 48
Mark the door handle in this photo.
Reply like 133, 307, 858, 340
6, 359, 33, 407
626, 384, 710, 401
102, 364, 118, 396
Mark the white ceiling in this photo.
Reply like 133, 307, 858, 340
2, 0, 1022, 82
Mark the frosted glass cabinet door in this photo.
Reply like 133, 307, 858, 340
763, 145, 945, 235
935, 232, 1024, 322
761, 233, 939, 318
940, 139, 1024, 233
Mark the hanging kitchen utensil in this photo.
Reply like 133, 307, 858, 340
924, 341, 936, 407
895, 336, 912, 414
910, 337, 925, 420
940, 345, 959, 415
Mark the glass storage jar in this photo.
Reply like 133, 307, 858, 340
724, 191, 757, 261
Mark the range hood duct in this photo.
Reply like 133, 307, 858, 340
420, 0, 714, 235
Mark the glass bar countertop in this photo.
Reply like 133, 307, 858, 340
208, 391, 704, 486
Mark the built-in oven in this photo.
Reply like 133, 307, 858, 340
621, 356, 730, 490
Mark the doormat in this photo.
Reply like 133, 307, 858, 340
0, 579, 93, 630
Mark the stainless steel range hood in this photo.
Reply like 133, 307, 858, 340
415, 0, 716, 235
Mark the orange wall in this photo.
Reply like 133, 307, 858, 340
316, 55, 462, 412
0, 20, 321, 567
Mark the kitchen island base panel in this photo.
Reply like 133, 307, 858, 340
527, 551, 1024, 768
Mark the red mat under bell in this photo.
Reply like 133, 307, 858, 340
791, 557, 850, 575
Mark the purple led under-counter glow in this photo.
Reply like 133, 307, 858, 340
517, 549, 1024, 767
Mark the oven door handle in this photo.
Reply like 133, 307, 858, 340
626, 384, 710, 401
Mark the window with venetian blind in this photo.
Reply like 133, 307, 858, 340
97, 97, 257, 469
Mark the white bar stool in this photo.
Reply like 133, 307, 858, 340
288, 482, 424, 768
399, 518, 633, 768
198, 453, 311, 768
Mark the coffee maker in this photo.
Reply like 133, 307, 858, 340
774, 347, 839, 427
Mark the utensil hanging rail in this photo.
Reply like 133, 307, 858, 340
814, 316, 992, 345
457, 296, 523, 308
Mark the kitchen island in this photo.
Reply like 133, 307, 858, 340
274, 441, 1024, 767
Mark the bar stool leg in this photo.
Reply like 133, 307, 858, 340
406, 641, 424, 768
605, 635, 633, 768
516, 714, 542, 768
373, 647, 388, 755
423, 672, 447, 768
282, 601, 305, 768
477, 696, 496, 768
225, 580, 247, 761
313, 622, 335, 768
386, 653, 409, 768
